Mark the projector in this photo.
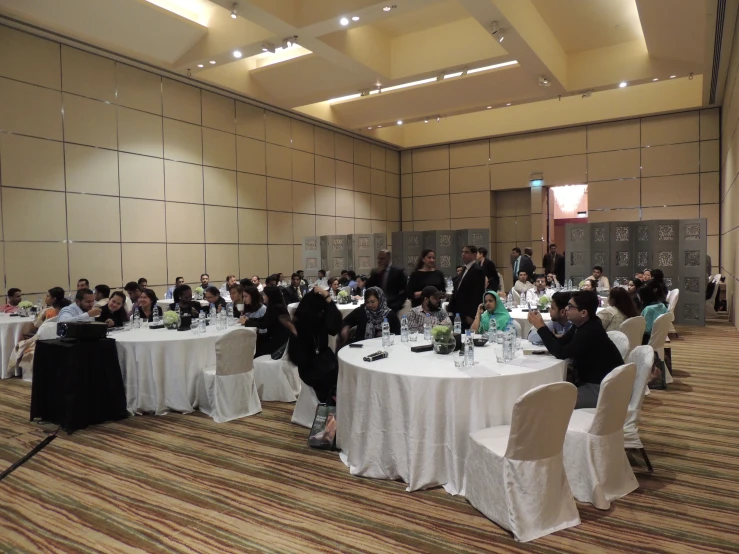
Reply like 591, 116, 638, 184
57, 321, 109, 340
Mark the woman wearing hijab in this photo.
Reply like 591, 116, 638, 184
471, 290, 511, 334
340, 287, 400, 346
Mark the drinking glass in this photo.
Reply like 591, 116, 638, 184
493, 343, 506, 364
409, 329, 418, 342
454, 350, 465, 368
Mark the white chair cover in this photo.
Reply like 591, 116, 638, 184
291, 383, 320, 427
199, 327, 262, 423
624, 346, 654, 449
649, 312, 674, 383
497, 272, 505, 294
666, 289, 679, 333
511, 289, 521, 306
705, 274, 721, 319
563, 363, 639, 509
607, 330, 630, 359
512, 319, 521, 337
464, 382, 580, 542
619, 316, 646, 355
253, 342, 301, 402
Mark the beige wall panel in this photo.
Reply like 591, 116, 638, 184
371, 194, 387, 220
700, 140, 720, 173
336, 217, 354, 235
315, 127, 334, 158
401, 221, 413, 231
371, 220, 387, 234
336, 160, 353, 190
386, 149, 400, 174
401, 150, 412, 174
203, 128, 236, 170
588, 179, 641, 209
401, 174, 412, 197
65, 144, 119, 196
119, 152, 164, 200
239, 245, 268, 278
641, 142, 699, 177
315, 156, 335, 187
265, 143, 291, 179
2, 188, 65, 241
371, 169, 385, 195
165, 202, 204, 243
265, 112, 291, 147
414, 194, 450, 220
61, 47, 115, 102
641, 205, 700, 221
292, 182, 315, 214
336, 189, 354, 217
69, 242, 122, 288
315, 185, 336, 216
700, 203, 720, 235
292, 150, 315, 184
450, 217, 490, 230
386, 172, 400, 198
63, 93, 115, 148
118, 107, 163, 157
450, 191, 491, 218
203, 167, 237, 207
450, 140, 489, 168
450, 165, 489, 193
291, 119, 314, 153
292, 213, 316, 243
413, 170, 449, 196
162, 78, 201, 125
0, 27, 60, 89
354, 164, 371, 193
236, 136, 265, 175
235, 102, 264, 140
515, 216, 531, 242
335, 133, 353, 163
238, 208, 267, 244
414, 219, 451, 231
355, 192, 372, 220
201, 91, 235, 133
587, 120, 640, 153
116, 64, 161, 114
531, 214, 543, 243
707, 235, 718, 271
371, 145, 385, 170
165, 160, 203, 204
316, 215, 337, 235
205, 205, 238, 243
167, 243, 205, 284
496, 217, 517, 242
587, 149, 640, 181
205, 244, 239, 280
4, 242, 67, 293
237, 172, 267, 210
641, 174, 699, 206
700, 108, 720, 140
587, 208, 641, 222
401, 197, 413, 220
641, 111, 698, 146
67, 193, 120, 242
0, 79, 60, 141
354, 139, 371, 167
163, 118, 202, 164
412, 145, 449, 172
293, 245, 303, 273
266, 177, 292, 212
120, 198, 165, 242
491, 155, 587, 190
494, 190, 517, 217
122, 243, 167, 286
700, 172, 720, 204
268, 245, 294, 274
491, 127, 586, 163
387, 197, 400, 222
0, 134, 64, 191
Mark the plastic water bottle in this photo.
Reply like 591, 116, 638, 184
381, 317, 390, 347
509, 321, 519, 351
507, 292, 513, 308
209, 305, 216, 326
464, 330, 474, 367
400, 315, 409, 343
423, 314, 432, 341
487, 319, 497, 344
152, 306, 160, 326
568, 278, 574, 290
453, 313, 462, 335
198, 310, 206, 334
503, 326, 514, 362
175, 303, 181, 317
226, 303, 234, 326
133, 310, 141, 329
496, 320, 505, 344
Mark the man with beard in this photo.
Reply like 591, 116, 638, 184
406, 286, 452, 334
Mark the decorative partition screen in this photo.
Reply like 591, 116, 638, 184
565, 219, 707, 326
392, 229, 490, 278
304, 234, 385, 278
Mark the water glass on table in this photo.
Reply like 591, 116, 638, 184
409, 329, 418, 342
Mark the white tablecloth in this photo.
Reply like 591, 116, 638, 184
114, 325, 240, 415
0, 315, 33, 378
336, 337, 565, 495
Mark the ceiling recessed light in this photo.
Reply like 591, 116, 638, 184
619, 82, 627, 88
230, 2, 238, 18
368, 127, 373, 130
383, 6, 392, 11
652, 78, 658, 81
670, 75, 676, 79
377, 125, 382, 128
506, 103, 511, 106
233, 50, 242, 58
340, 17, 349, 25
397, 120, 403, 125
197, 64, 204, 68
424, 118, 429, 123
209, 60, 216, 64
352, 16, 360, 21
486, 106, 492, 109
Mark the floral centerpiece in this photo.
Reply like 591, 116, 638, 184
163, 311, 181, 330
336, 289, 350, 304
431, 325, 456, 355
194, 286, 204, 300
17, 300, 34, 317
537, 295, 551, 311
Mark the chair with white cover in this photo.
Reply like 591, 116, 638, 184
511, 289, 521, 306
619, 316, 646, 356
199, 327, 261, 423
253, 342, 301, 402
291, 382, 320, 427
563, 363, 639, 510
705, 274, 721, 319
649, 312, 674, 384
464, 382, 580, 542
625, 346, 655, 472
607, 331, 630, 359
666, 289, 680, 336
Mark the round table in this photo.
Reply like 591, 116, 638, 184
157, 299, 209, 312
113, 324, 240, 415
336, 337, 565, 495
0, 314, 34, 378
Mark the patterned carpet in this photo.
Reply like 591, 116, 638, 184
1, 320, 738, 553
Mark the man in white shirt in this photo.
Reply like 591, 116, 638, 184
250, 275, 264, 292
525, 275, 549, 304
58, 288, 101, 322
219, 274, 237, 301
527, 291, 573, 345
165, 276, 185, 300
586, 265, 610, 289
513, 270, 534, 295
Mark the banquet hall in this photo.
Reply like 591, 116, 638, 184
0, 0, 738, 552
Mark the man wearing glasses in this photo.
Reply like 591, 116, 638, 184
527, 290, 623, 409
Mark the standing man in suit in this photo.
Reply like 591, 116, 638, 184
449, 245, 486, 331
543, 243, 565, 285
521, 248, 536, 283
476, 246, 500, 293
367, 250, 407, 313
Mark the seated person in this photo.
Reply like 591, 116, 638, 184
546, 273, 560, 288
165, 276, 185, 299
255, 285, 292, 358
634, 271, 644, 281
340, 287, 400, 346
228, 284, 245, 318
58, 288, 102, 322
352, 275, 367, 299
238, 285, 267, 324
124, 281, 142, 316
264, 274, 279, 287
97, 291, 129, 327
525, 275, 549, 304
586, 265, 610, 289
639, 284, 668, 344
598, 287, 638, 332
406, 286, 452, 334
219, 275, 237, 300
282, 273, 307, 305
169, 285, 203, 318
93, 284, 110, 307
338, 269, 350, 286
250, 275, 264, 292
580, 279, 598, 291
317, 269, 327, 283
527, 291, 572, 345
136, 289, 162, 322
2, 288, 22, 313
200, 273, 210, 288
345, 270, 357, 290
513, 271, 533, 295
204, 286, 227, 313
69, 278, 89, 300
471, 290, 510, 334
642, 269, 652, 281
327, 277, 341, 298
37, 287, 70, 325
628, 278, 643, 310
137, 277, 148, 289
527, 290, 624, 409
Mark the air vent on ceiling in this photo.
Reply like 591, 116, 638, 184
710, 0, 727, 105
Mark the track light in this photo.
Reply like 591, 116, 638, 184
281, 36, 298, 49
436, 72, 445, 81
382, 5, 397, 12
230, 3, 238, 18
490, 21, 505, 43
261, 43, 275, 53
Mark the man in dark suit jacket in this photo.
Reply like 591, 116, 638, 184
448, 245, 486, 331
520, 248, 536, 283
476, 246, 500, 293
366, 250, 407, 312
282, 273, 308, 305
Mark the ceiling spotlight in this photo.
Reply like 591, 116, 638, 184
486, 106, 492, 109
233, 50, 242, 58
490, 21, 505, 43
209, 60, 216, 64
368, 127, 373, 130
383, 5, 396, 11
424, 118, 429, 123
652, 78, 658, 81
670, 75, 676, 79
581, 90, 592, 98
340, 17, 349, 25
436, 116, 440, 122
230, 2, 238, 18
377, 125, 382, 128
539, 75, 550, 87
352, 16, 360, 21
397, 120, 403, 125
197, 64, 204, 68
619, 81, 627, 88
281, 36, 298, 49
506, 102, 511, 106
436, 72, 445, 81
261, 43, 275, 53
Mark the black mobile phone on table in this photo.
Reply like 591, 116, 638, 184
349, 343, 364, 348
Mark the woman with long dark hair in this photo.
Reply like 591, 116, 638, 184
649, 269, 669, 302
628, 278, 643, 310
137, 289, 162, 322
239, 285, 266, 324
598, 287, 639, 332
407, 249, 446, 308
255, 285, 291, 357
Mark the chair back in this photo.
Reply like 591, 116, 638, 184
497, 272, 504, 293
607, 330, 630, 359
619, 316, 646, 354
648, 312, 673, 351
624, 346, 654, 442
667, 289, 680, 313
37, 317, 59, 341
589, 363, 637, 436
215, 327, 257, 376
512, 319, 522, 337
512, 289, 521, 305
505, 382, 577, 460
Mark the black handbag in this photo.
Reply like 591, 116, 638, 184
308, 403, 337, 450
